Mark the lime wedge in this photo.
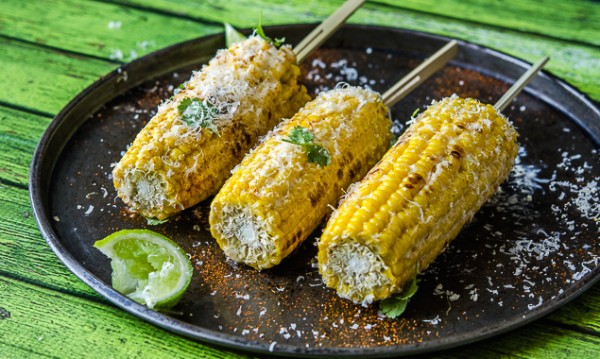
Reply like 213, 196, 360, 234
224, 22, 246, 47
94, 229, 193, 310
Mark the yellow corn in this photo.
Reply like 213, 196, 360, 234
209, 86, 393, 269
318, 95, 519, 305
112, 36, 310, 220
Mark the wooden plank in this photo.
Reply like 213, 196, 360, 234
0, 0, 220, 61
111, 0, 600, 47
0, 184, 98, 298
375, 0, 600, 46
0, 107, 50, 186
547, 285, 600, 333
3, 177, 600, 335
1, 0, 598, 104
0, 38, 115, 115
0, 276, 250, 359
112, 0, 600, 102
2, 174, 600, 349
1, 276, 599, 358
0, 343, 55, 359
437, 323, 600, 358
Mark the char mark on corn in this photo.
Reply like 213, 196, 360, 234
112, 35, 310, 220
209, 86, 394, 270
318, 95, 519, 305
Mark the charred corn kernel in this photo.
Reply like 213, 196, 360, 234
112, 36, 310, 220
318, 95, 519, 305
209, 86, 393, 270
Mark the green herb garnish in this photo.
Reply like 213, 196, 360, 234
224, 23, 246, 47
173, 81, 187, 97
380, 276, 419, 319
283, 126, 331, 166
145, 217, 169, 226
255, 15, 285, 48
178, 97, 219, 133
411, 108, 420, 117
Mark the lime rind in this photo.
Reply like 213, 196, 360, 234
94, 229, 193, 310
224, 23, 246, 47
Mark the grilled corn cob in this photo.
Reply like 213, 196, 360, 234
318, 95, 519, 305
112, 35, 310, 220
209, 86, 393, 269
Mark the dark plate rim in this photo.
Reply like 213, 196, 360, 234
29, 24, 600, 357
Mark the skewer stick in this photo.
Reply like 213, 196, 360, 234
494, 56, 550, 112
382, 40, 458, 107
295, 0, 366, 63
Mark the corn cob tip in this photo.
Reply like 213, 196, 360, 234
318, 95, 519, 304
210, 85, 393, 270
209, 204, 278, 270
113, 167, 173, 220
319, 241, 395, 305
112, 34, 309, 220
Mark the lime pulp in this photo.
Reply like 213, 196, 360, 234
94, 229, 193, 310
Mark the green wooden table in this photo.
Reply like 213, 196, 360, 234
1, 0, 599, 357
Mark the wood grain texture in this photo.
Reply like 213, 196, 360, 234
2, 274, 599, 358
0, 0, 599, 357
113, 0, 600, 45
546, 285, 600, 333
0, 107, 49, 186
0, 184, 98, 298
0, 38, 114, 115
110, 0, 600, 100
0, 277, 251, 359
375, 0, 600, 46
0, 0, 598, 102
0, 0, 219, 61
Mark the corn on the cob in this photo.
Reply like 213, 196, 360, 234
112, 36, 310, 220
318, 95, 519, 305
209, 86, 393, 269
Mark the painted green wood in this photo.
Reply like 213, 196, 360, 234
2, 275, 599, 359
0, 276, 251, 359
547, 285, 600, 333
2, 170, 600, 345
0, 38, 115, 115
0, 344, 53, 359
375, 0, 600, 46
435, 324, 600, 359
100, 0, 600, 101
1, 0, 599, 357
0, 107, 50, 186
1, 0, 598, 104
0, 185, 101, 298
113, 0, 600, 46
0, 0, 219, 61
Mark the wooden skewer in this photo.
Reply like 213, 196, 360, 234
494, 56, 550, 112
295, 0, 366, 63
382, 40, 459, 107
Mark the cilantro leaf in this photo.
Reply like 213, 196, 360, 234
282, 126, 331, 166
173, 81, 187, 96
255, 15, 285, 48
145, 217, 169, 226
177, 97, 219, 133
224, 23, 246, 47
306, 144, 331, 166
286, 126, 313, 145
380, 276, 420, 319
380, 297, 408, 318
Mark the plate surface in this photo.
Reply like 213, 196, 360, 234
30, 25, 600, 357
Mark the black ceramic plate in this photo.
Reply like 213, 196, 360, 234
30, 25, 600, 357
